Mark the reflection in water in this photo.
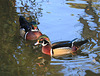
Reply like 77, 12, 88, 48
15, 0, 43, 21
0, 0, 100, 76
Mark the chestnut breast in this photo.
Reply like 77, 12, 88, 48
26, 31, 42, 40
42, 44, 51, 56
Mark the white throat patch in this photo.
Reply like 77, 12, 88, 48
31, 29, 38, 31
42, 41, 48, 46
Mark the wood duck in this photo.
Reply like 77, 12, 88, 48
19, 16, 42, 40
34, 35, 88, 57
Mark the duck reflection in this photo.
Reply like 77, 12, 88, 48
36, 54, 51, 67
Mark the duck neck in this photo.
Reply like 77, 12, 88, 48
42, 44, 52, 56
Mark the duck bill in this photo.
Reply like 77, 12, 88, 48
34, 42, 39, 45
34, 26, 37, 30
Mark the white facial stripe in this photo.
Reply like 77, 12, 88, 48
42, 41, 48, 46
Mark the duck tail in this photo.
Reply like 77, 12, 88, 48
74, 39, 88, 47
19, 16, 30, 27
71, 39, 88, 52
19, 16, 30, 32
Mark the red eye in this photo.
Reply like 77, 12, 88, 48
32, 25, 34, 27
40, 38, 43, 41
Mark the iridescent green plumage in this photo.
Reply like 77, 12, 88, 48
37, 34, 51, 44
29, 21, 38, 29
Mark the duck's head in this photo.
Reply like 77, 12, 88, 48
30, 21, 39, 31
34, 35, 51, 46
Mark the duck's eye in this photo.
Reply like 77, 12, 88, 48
32, 25, 34, 27
40, 38, 43, 41
39, 41, 42, 43
39, 39, 43, 43
43, 40, 47, 44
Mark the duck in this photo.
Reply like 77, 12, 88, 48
34, 35, 88, 57
19, 16, 42, 40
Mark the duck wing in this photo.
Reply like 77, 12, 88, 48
73, 39, 88, 47
52, 38, 88, 50
52, 38, 78, 49
19, 16, 30, 32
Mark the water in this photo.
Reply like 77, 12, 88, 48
0, 0, 100, 76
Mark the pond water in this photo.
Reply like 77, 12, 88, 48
0, 0, 100, 76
